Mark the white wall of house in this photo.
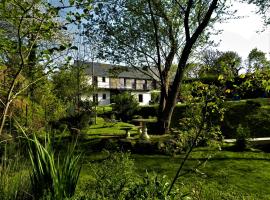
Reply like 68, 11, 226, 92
86, 76, 110, 89
97, 91, 111, 105
84, 75, 153, 106
97, 76, 110, 88
132, 91, 151, 106
80, 91, 111, 106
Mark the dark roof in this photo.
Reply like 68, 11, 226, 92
76, 61, 154, 80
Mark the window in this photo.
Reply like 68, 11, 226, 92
138, 94, 143, 102
102, 93, 106, 100
102, 77, 106, 82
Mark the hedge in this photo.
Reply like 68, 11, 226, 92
137, 99, 270, 138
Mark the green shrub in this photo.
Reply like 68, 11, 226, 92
221, 100, 270, 138
82, 152, 135, 199
235, 124, 250, 151
245, 107, 270, 138
112, 92, 139, 122
124, 173, 181, 200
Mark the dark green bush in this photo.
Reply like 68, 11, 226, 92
221, 100, 270, 138
112, 92, 139, 122
50, 111, 93, 134
83, 152, 135, 199
235, 124, 250, 151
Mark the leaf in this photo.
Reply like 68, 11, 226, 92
70, 46, 78, 50
218, 75, 224, 80
225, 89, 231, 93
239, 74, 245, 79
0, 65, 7, 70
69, 0, 75, 5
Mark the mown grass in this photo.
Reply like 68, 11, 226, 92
83, 117, 138, 137
129, 147, 270, 199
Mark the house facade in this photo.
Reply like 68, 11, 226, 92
78, 62, 158, 106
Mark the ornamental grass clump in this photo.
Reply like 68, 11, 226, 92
28, 135, 81, 199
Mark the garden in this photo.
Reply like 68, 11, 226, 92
1, 0, 270, 199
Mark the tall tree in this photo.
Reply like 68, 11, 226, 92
248, 48, 269, 72
200, 50, 242, 78
84, 0, 230, 133
0, 0, 75, 135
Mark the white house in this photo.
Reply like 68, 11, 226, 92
77, 61, 158, 105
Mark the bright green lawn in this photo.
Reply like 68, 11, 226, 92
131, 148, 270, 199
83, 117, 138, 136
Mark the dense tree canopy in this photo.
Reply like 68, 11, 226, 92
200, 50, 242, 78
84, 0, 230, 133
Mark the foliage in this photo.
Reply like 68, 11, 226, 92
0, 0, 76, 135
112, 92, 139, 122
235, 124, 250, 151
81, 152, 135, 200
221, 100, 264, 138
247, 48, 270, 72
247, 0, 270, 26
199, 50, 242, 79
125, 173, 182, 200
150, 91, 160, 105
52, 65, 93, 110
0, 144, 30, 200
28, 135, 81, 199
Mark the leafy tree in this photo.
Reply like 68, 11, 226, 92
247, 48, 269, 72
199, 50, 242, 79
215, 51, 242, 77
84, 0, 230, 134
0, 0, 79, 135
52, 64, 92, 114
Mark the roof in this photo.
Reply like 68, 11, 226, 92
75, 61, 155, 80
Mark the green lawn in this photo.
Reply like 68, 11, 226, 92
83, 117, 138, 137
130, 148, 270, 199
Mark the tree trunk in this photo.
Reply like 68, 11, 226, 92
157, 69, 184, 134
0, 101, 11, 135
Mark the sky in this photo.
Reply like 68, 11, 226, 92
213, 1, 270, 60
51, 0, 270, 63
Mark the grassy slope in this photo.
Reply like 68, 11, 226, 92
131, 148, 270, 199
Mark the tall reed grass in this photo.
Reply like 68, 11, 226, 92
0, 141, 30, 200
28, 135, 81, 199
